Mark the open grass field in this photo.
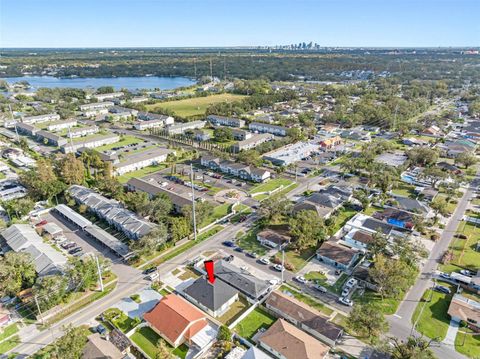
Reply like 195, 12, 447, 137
0, 323, 19, 342
249, 178, 293, 195
411, 283, 455, 341
447, 221, 480, 270
146, 94, 247, 117
237, 228, 267, 255
234, 307, 275, 340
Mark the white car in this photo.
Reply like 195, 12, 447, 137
345, 278, 358, 289
269, 279, 279, 286
259, 257, 270, 265
313, 284, 327, 293
273, 264, 285, 272
240, 266, 249, 273
294, 276, 308, 284
339, 297, 353, 306
460, 269, 474, 277
341, 288, 350, 297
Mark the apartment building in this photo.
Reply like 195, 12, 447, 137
207, 115, 245, 128
249, 122, 288, 136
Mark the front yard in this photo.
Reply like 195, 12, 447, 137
130, 326, 188, 359
273, 247, 316, 272
237, 228, 267, 256
218, 296, 250, 326
352, 289, 402, 315
280, 285, 333, 317
411, 283, 455, 341
249, 178, 293, 195
455, 328, 480, 359
234, 307, 275, 341
444, 221, 480, 271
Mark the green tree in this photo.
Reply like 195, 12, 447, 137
289, 210, 325, 250
217, 325, 232, 342
66, 256, 102, 292
368, 231, 389, 258
455, 151, 478, 169
387, 335, 437, 359
347, 303, 389, 342
19, 158, 66, 200
213, 127, 233, 142
169, 217, 191, 242
406, 147, 439, 167
134, 224, 168, 254
53, 325, 89, 359
259, 194, 292, 223
182, 201, 214, 228
430, 196, 449, 221
155, 339, 174, 359
419, 167, 448, 188
33, 275, 68, 311
0, 252, 37, 296
2, 197, 35, 219
58, 154, 86, 185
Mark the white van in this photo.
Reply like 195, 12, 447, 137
147, 272, 159, 281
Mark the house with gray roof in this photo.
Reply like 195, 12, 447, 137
183, 276, 239, 317
207, 115, 245, 128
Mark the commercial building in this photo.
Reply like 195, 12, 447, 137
263, 142, 319, 166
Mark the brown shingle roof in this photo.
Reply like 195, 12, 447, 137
266, 291, 343, 342
448, 294, 480, 324
316, 241, 358, 265
352, 230, 374, 245
143, 294, 207, 345
259, 319, 329, 359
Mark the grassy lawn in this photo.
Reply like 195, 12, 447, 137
116, 164, 167, 183
237, 228, 267, 255
178, 268, 200, 281
131, 326, 187, 359
446, 222, 480, 270
352, 289, 402, 315
273, 247, 316, 272
392, 183, 417, 198
411, 283, 455, 341
362, 205, 383, 216
218, 296, 250, 326
147, 94, 247, 117
436, 194, 458, 214
172, 344, 189, 359
200, 203, 232, 227
332, 313, 348, 328
249, 178, 293, 195
234, 307, 275, 341
327, 273, 349, 295
0, 323, 19, 342
280, 285, 334, 316
304, 271, 328, 283
455, 328, 480, 359
328, 206, 358, 235
104, 308, 139, 333
0, 335, 20, 354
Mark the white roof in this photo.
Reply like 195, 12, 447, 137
190, 324, 218, 349
242, 347, 273, 359
55, 204, 92, 229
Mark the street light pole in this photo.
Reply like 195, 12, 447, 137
95, 255, 104, 292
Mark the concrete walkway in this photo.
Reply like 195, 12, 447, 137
443, 319, 460, 346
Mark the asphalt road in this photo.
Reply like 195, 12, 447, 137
387, 174, 479, 359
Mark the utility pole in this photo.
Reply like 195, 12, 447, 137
95, 255, 104, 292
34, 295, 44, 324
190, 164, 197, 241
281, 247, 285, 284
67, 126, 74, 152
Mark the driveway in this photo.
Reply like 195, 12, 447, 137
113, 288, 162, 319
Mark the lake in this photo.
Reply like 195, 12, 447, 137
2, 76, 196, 91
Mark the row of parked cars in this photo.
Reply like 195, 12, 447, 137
53, 236, 84, 257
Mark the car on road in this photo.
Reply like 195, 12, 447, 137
259, 257, 270, 265
273, 264, 285, 272
269, 279, 279, 286
434, 285, 452, 294
313, 284, 327, 293
146, 272, 159, 281
338, 297, 353, 306
294, 276, 308, 284
460, 269, 474, 277
142, 267, 156, 275
246, 252, 257, 259
222, 241, 235, 247
61, 242, 76, 250
234, 247, 244, 253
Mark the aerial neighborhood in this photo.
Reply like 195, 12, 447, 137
0, 44, 479, 359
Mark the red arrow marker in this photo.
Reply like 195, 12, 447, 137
204, 260, 215, 284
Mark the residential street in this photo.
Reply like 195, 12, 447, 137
387, 174, 480, 359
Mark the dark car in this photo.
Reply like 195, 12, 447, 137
61, 242, 76, 250
142, 267, 157, 275
222, 241, 235, 247
234, 247, 244, 253
95, 324, 107, 335
69, 247, 82, 255
224, 255, 234, 262
434, 285, 452, 294
246, 251, 257, 258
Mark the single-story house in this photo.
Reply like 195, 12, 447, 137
258, 319, 329, 359
144, 294, 208, 348
183, 277, 239, 317
82, 333, 123, 359
447, 294, 480, 331
316, 241, 360, 271
343, 229, 374, 250
372, 207, 415, 230
257, 229, 291, 249
265, 291, 343, 346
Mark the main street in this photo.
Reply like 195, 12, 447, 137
388, 174, 480, 359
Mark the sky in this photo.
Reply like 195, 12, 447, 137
0, 0, 478, 48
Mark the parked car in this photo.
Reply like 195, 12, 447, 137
338, 297, 353, 306
234, 247, 244, 253
313, 284, 327, 293
294, 276, 308, 284
142, 267, 156, 275
35, 220, 47, 227
95, 324, 107, 335
222, 241, 235, 247
240, 266, 249, 273
61, 242, 76, 250
224, 255, 234, 262
146, 272, 159, 281
341, 288, 350, 297
273, 264, 285, 272
434, 285, 451, 294
440, 272, 451, 280
246, 251, 257, 259
68, 247, 82, 255
460, 269, 474, 277
259, 257, 270, 265
344, 278, 358, 289
72, 250, 84, 257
